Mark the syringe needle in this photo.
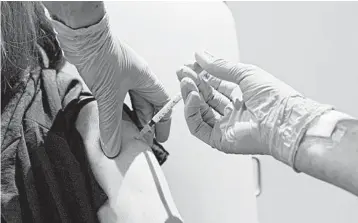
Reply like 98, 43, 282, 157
137, 92, 182, 139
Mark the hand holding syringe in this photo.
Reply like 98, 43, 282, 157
137, 92, 182, 139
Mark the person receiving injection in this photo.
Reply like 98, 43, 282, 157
12, 2, 182, 223
13, 2, 356, 223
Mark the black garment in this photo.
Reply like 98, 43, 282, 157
1, 65, 170, 222
1, 67, 107, 223
122, 104, 169, 166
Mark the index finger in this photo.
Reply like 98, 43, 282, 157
194, 51, 259, 86
183, 62, 240, 101
133, 67, 172, 143
181, 78, 213, 144
199, 71, 241, 102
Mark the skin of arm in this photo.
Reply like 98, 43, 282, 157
43, 2, 125, 158
42, 1, 105, 29
44, 2, 183, 222
75, 95, 183, 223
294, 111, 358, 196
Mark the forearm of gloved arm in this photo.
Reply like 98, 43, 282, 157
294, 111, 358, 196
266, 95, 358, 195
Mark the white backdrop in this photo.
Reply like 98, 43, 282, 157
228, 2, 358, 223
105, 2, 259, 223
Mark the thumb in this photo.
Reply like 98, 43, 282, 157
221, 121, 263, 155
195, 51, 247, 85
181, 78, 212, 144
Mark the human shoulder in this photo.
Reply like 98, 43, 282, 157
24, 65, 90, 129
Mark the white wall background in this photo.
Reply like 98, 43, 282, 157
227, 2, 358, 223
105, 2, 259, 223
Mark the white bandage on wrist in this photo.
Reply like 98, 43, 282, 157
305, 110, 355, 138
267, 96, 334, 169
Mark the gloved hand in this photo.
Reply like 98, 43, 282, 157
178, 51, 333, 167
43, 2, 172, 158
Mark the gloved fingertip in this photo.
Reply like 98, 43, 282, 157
180, 77, 198, 89
184, 62, 203, 74
183, 61, 196, 69
198, 71, 210, 82
186, 90, 202, 106
180, 77, 199, 100
224, 104, 234, 116
179, 66, 200, 85
197, 73, 212, 96
155, 118, 171, 143
193, 61, 203, 70
203, 50, 215, 58
234, 98, 243, 110
196, 52, 240, 84
195, 50, 215, 67
176, 66, 186, 81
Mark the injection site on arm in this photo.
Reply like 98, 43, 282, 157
49, 4, 172, 157
138, 93, 182, 139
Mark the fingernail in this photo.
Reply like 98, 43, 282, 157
204, 50, 213, 56
196, 51, 214, 63
180, 77, 198, 96
176, 67, 185, 80
224, 105, 233, 116
203, 50, 215, 60
199, 71, 210, 81
184, 61, 196, 68
176, 67, 184, 75
233, 98, 242, 110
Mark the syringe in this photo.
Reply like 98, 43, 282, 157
137, 92, 182, 138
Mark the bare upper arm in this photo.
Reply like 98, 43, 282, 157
75, 101, 183, 222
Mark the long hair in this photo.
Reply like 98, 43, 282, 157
1, 1, 64, 107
